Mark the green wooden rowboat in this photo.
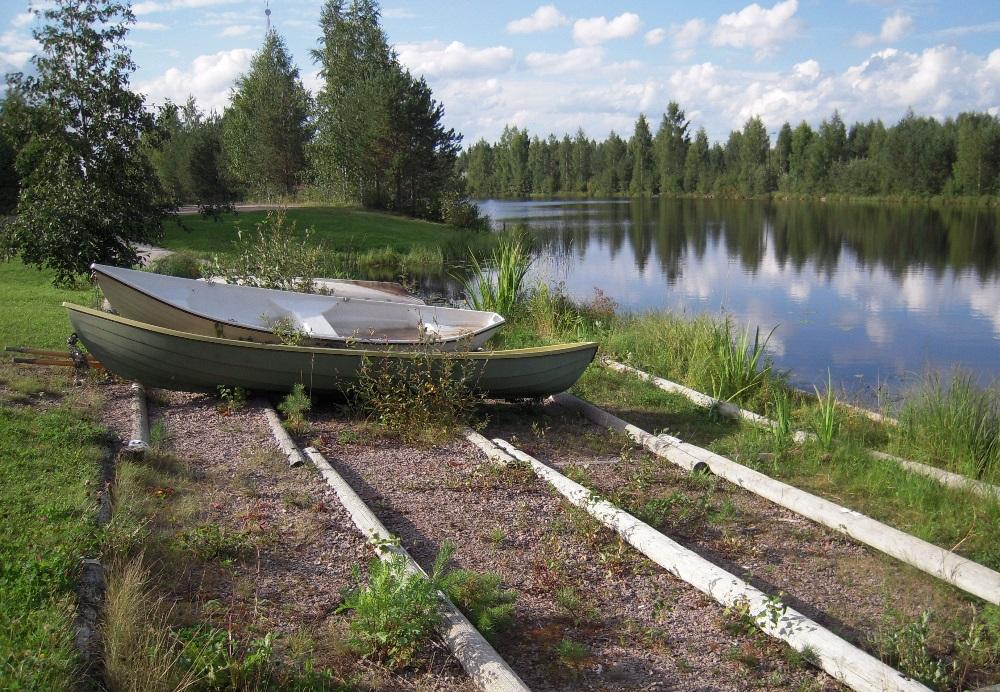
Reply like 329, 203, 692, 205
64, 303, 598, 398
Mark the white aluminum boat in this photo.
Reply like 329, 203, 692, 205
93, 264, 504, 350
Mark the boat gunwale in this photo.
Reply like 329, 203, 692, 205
91, 264, 507, 345
63, 302, 597, 360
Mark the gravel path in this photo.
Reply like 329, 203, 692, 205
307, 407, 837, 691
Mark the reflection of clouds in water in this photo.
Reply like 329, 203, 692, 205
486, 198, 1000, 389
865, 315, 893, 345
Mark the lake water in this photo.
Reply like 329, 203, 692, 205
477, 197, 1000, 400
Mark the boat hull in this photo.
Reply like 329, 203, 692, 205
65, 304, 597, 398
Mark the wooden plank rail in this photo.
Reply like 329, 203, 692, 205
600, 358, 999, 499
550, 392, 1000, 606
463, 430, 926, 692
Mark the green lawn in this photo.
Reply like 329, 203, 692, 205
163, 206, 485, 257
0, 383, 105, 688
0, 260, 96, 350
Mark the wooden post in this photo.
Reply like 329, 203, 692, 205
262, 402, 304, 467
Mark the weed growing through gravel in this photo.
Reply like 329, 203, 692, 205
873, 611, 951, 687
433, 541, 517, 643
216, 385, 247, 413
338, 555, 441, 669
349, 348, 481, 445
556, 638, 588, 667
180, 524, 254, 563
279, 383, 312, 435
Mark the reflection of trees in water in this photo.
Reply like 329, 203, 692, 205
499, 198, 1000, 285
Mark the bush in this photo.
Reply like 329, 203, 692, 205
337, 555, 441, 669
147, 251, 203, 278
440, 191, 487, 230
432, 541, 516, 642
278, 384, 311, 435
211, 209, 324, 292
350, 348, 480, 445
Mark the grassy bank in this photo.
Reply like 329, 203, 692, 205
0, 366, 106, 688
163, 207, 494, 279
0, 260, 98, 350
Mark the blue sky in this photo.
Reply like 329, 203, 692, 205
2, 1, 998, 144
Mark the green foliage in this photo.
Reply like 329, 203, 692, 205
147, 250, 203, 279
431, 540, 516, 642
770, 388, 793, 449
223, 30, 310, 198
556, 638, 588, 667
210, 209, 324, 291
896, 370, 1000, 481
150, 97, 235, 210
337, 554, 441, 669
262, 315, 307, 346
0, 400, 104, 688
810, 372, 840, 450
709, 320, 777, 404
350, 347, 480, 444
460, 233, 532, 315
180, 524, 253, 562
278, 383, 312, 435
873, 612, 950, 687
176, 627, 274, 689
311, 0, 466, 221
216, 385, 248, 413
458, 104, 1000, 202
4, 0, 167, 284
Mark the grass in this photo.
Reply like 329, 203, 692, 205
0, 259, 99, 349
0, 378, 106, 689
162, 206, 495, 279
460, 233, 532, 315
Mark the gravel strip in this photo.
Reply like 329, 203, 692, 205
105, 386, 472, 690
307, 407, 837, 691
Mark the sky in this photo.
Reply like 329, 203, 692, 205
1, 0, 999, 145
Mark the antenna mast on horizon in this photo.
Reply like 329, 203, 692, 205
264, 0, 271, 32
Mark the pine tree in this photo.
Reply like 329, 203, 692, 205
4, 0, 167, 283
653, 101, 690, 193
223, 29, 310, 198
629, 114, 654, 196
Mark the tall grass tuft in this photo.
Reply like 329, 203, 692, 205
811, 371, 839, 450
897, 370, 1000, 481
102, 556, 198, 691
709, 319, 777, 404
460, 234, 532, 316
770, 387, 793, 449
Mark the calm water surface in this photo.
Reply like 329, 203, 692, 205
477, 198, 1000, 399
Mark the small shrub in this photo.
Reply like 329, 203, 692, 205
556, 638, 588, 667
432, 541, 516, 642
337, 555, 441, 669
216, 385, 247, 413
278, 383, 312, 435
147, 251, 203, 279
873, 611, 951, 687
349, 348, 480, 444
440, 191, 487, 229
176, 626, 274, 689
261, 314, 307, 346
211, 209, 324, 292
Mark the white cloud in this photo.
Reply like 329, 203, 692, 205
573, 12, 641, 46
644, 28, 666, 46
672, 18, 707, 60
220, 24, 253, 37
395, 41, 514, 77
11, 12, 34, 28
134, 0, 241, 15
854, 10, 913, 47
711, 0, 801, 61
0, 30, 38, 70
137, 48, 253, 113
507, 5, 568, 34
524, 46, 604, 75
382, 7, 416, 20
133, 21, 168, 31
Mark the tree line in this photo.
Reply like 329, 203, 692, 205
0, 0, 476, 282
459, 103, 1000, 200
